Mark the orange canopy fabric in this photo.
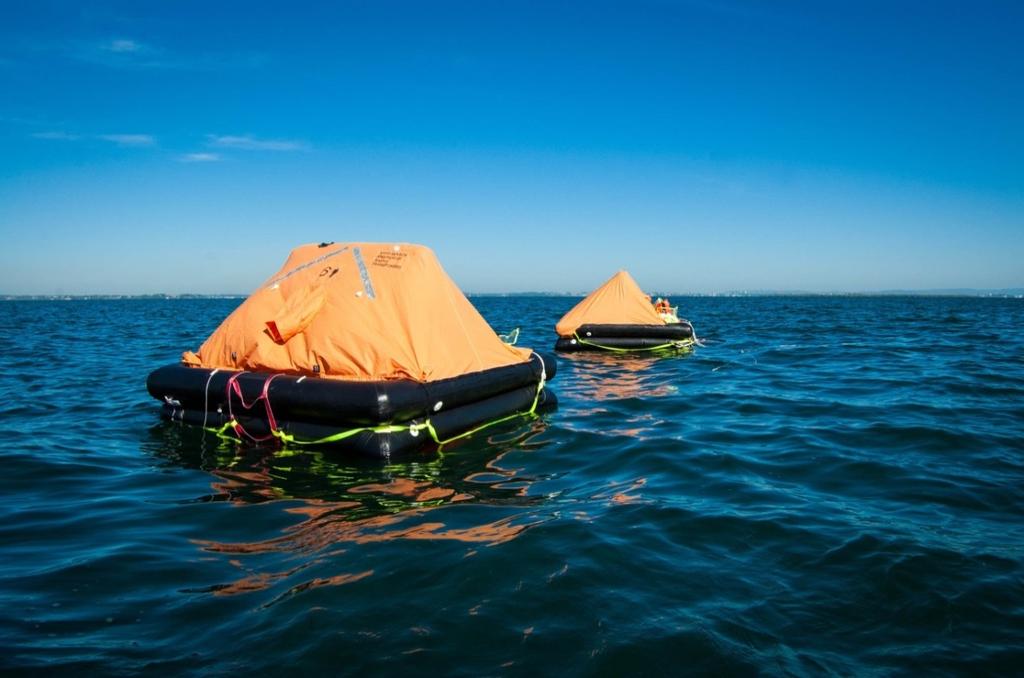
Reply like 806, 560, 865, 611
182, 243, 531, 382
555, 270, 666, 337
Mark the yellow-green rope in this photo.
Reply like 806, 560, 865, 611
205, 374, 547, 450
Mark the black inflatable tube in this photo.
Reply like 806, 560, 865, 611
164, 383, 557, 457
148, 352, 556, 427
572, 323, 693, 340
554, 336, 693, 352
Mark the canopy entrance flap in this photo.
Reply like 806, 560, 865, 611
555, 270, 666, 337
182, 243, 531, 382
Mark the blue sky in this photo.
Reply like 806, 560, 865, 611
1, 0, 1021, 295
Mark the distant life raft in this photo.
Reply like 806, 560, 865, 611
554, 270, 696, 352
148, 242, 557, 457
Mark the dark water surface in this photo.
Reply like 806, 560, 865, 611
2, 296, 1023, 675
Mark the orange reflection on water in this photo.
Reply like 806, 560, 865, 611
214, 571, 284, 596
270, 569, 374, 599
211, 468, 280, 502
415, 487, 456, 501
170, 418, 554, 600
348, 480, 459, 503
595, 477, 648, 505
211, 567, 374, 603
349, 478, 432, 497
284, 499, 361, 520
196, 505, 537, 559
200, 559, 373, 598
568, 353, 680, 401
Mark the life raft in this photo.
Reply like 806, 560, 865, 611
553, 270, 697, 353
148, 242, 558, 456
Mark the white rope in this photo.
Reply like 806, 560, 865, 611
685, 320, 705, 347
201, 368, 220, 429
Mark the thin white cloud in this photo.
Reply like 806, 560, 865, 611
32, 131, 80, 140
98, 134, 156, 147
56, 38, 267, 71
208, 134, 309, 151
178, 152, 221, 163
29, 131, 159, 146
103, 39, 143, 54
70, 38, 163, 68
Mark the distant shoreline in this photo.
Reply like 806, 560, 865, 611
3, 290, 1022, 301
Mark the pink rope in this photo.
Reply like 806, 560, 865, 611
225, 373, 282, 442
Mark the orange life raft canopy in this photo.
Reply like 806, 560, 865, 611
183, 242, 531, 382
148, 242, 556, 456
554, 270, 695, 352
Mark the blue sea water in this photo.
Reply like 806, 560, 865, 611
1, 296, 1023, 675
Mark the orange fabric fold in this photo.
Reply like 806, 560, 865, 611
265, 276, 327, 344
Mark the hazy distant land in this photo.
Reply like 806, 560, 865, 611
3, 289, 1022, 301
